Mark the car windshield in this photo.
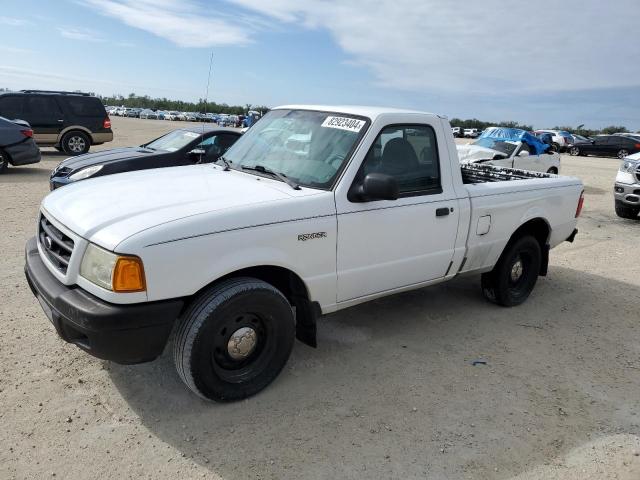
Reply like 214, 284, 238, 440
144, 130, 200, 152
471, 137, 518, 157
223, 109, 369, 189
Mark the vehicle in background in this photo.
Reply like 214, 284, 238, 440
156, 111, 168, 120
452, 127, 462, 137
568, 134, 592, 146
243, 110, 261, 128
568, 135, 640, 159
0, 116, 41, 173
533, 130, 573, 152
163, 111, 179, 121
458, 127, 560, 173
25, 105, 584, 401
184, 112, 197, 122
49, 126, 241, 189
0, 90, 113, 155
126, 108, 142, 118
463, 128, 480, 138
139, 109, 158, 120
614, 152, 640, 219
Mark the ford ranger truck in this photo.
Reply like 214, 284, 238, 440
25, 105, 584, 402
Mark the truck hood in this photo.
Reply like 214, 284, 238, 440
456, 144, 508, 163
41, 164, 319, 251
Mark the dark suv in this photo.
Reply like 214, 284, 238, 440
0, 90, 113, 155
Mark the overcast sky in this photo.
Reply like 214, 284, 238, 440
1, 0, 639, 129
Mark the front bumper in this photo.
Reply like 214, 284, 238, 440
614, 182, 640, 206
24, 237, 184, 364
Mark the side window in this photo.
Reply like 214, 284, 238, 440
0, 96, 24, 119
24, 96, 62, 118
595, 137, 609, 145
195, 134, 238, 160
64, 97, 105, 117
358, 124, 441, 196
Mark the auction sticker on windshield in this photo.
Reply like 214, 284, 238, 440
321, 116, 366, 133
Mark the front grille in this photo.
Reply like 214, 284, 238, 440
39, 215, 74, 274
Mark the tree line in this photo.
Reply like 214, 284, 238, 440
97, 93, 269, 116
450, 117, 639, 136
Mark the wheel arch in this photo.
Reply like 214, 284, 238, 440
58, 126, 94, 144
507, 217, 551, 276
187, 265, 320, 347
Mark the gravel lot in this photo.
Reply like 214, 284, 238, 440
1, 117, 639, 479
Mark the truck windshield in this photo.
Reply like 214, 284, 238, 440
471, 138, 518, 157
223, 109, 369, 189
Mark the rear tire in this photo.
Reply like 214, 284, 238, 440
569, 147, 580, 156
547, 167, 558, 174
617, 149, 629, 159
61, 131, 90, 155
0, 149, 9, 173
615, 200, 639, 219
481, 235, 542, 307
551, 142, 560, 152
173, 277, 295, 402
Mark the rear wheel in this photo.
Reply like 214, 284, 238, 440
569, 146, 580, 156
481, 235, 542, 307
617, 149, 629, 159
551, 142, 560, 152
174, 277, 295, 402
61, 131, 90, 155
615, 200, 639, 219
547, 167, 558, 174
0, 149, 8, 173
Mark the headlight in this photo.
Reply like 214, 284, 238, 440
80, 243, 146, 292
69, 164, 103, 181
620, 161, 638, 173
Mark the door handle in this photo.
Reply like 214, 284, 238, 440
436, 207, 451, 217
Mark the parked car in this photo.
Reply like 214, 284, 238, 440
533, 130, 573, 152
25, 105, 584, 401
139, 109, 158, 120
463, 128, 480, 138
50, 126, 241, 189
458, 127, 560, 173
0, 116, 41, 173
451, 127, 462, 137
569, 133, 592, 146
0, 90, 113, 155
184, 112, 197, 122
614, 152, 640, 219
568, 135, 640, 158
126, 108, 142, 118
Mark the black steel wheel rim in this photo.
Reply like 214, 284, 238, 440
210, 311, 275, 383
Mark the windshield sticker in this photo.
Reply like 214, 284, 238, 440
321, 116, 365, 133
184, 132, 199, 138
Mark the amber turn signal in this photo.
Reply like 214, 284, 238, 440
112, 256, 146, 292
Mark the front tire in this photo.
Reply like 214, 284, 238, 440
615, 200, 639, 219
481, 235, 542, 307
617, 149, 629, 159
569, 146, 580, 156
551, 142, 560, 152
61, 131, 90, 155
547, 167, 558, 174
173, 277, 295, 402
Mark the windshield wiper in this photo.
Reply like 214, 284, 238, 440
241, 164, 300, 190
218, 155, 231, 171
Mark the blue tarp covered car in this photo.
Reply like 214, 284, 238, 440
478, 127, 551, 155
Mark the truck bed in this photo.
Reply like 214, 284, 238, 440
461, 163, 552, 184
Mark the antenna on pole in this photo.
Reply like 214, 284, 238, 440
202, 51, 214, 135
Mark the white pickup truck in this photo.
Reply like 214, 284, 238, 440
25, 105, 584, 401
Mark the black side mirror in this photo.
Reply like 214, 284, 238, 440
350, 173, 399, 202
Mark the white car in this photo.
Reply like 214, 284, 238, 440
534, 130, 573, 152
614, 151, 640, 219
25, 105, 583, 401
457, 128, 561, 174
464, 128, 480, 138
452, 127, 462, 137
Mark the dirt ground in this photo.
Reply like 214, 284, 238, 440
1, 117, 639, 480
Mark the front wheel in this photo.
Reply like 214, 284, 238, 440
481, 235, 542, 307
551, 142, 560, 152
547, 167, 558, 174
569, 147, 580, 156
173, 277, 295, 402
617, 149, 629, 159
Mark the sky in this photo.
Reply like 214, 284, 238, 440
1, 0, 639, 130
